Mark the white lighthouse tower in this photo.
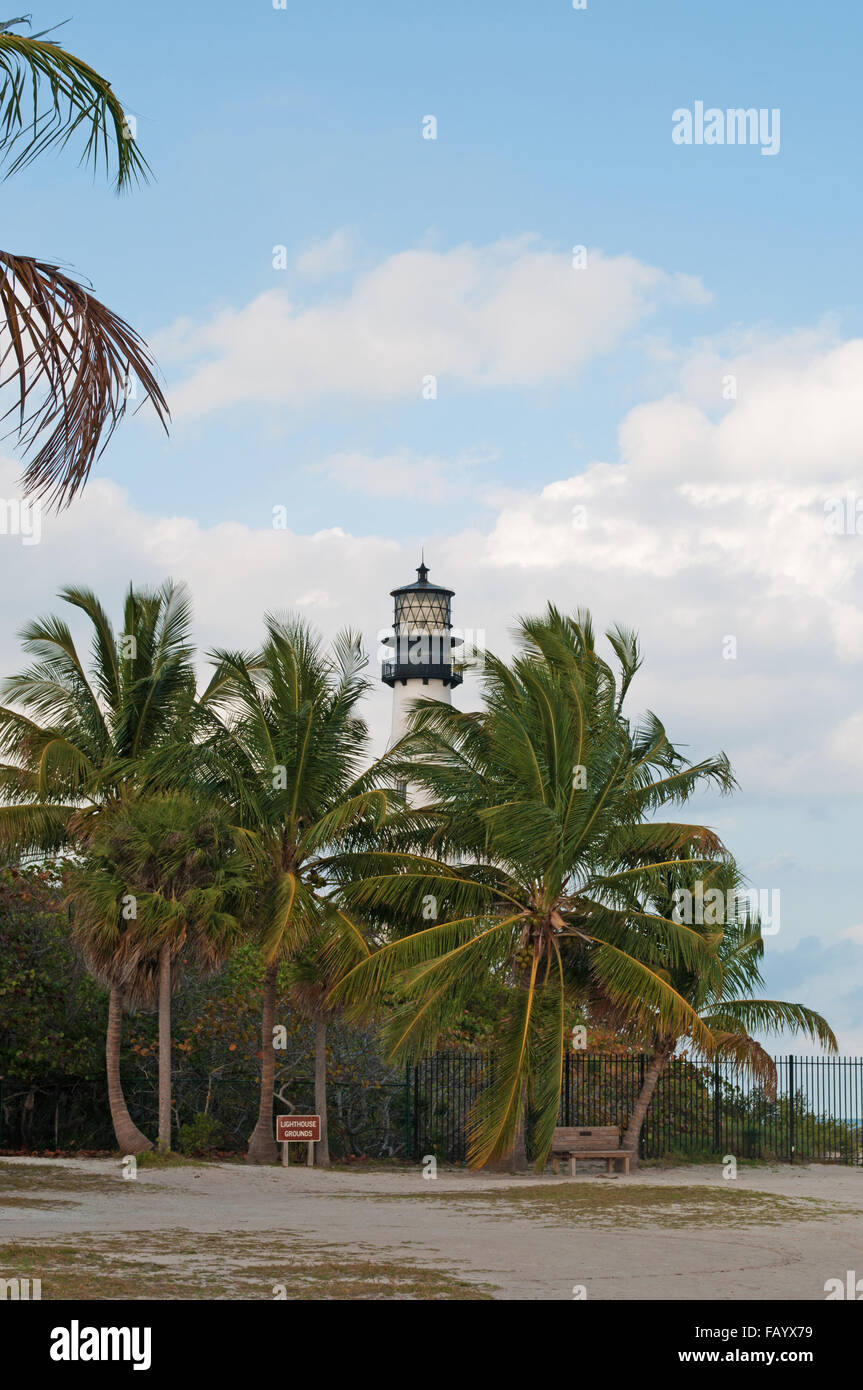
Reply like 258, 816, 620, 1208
381, 558, 462, 746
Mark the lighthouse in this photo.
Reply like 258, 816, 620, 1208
381, 559, 462, 746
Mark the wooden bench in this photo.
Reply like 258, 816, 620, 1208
550, 1125, 631, 1176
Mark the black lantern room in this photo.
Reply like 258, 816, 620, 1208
381, 561, 463, 688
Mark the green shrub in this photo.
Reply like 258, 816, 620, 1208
177, 1111, 224, 1155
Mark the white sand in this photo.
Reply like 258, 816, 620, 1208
2, 1156, 862, 1300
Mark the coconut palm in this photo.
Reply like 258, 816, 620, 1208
618, 858, 837, 1162
332, 606, 739, 1170
156, 617, 389, 1164
0, 581, 197, 1150
0, 15, 168, 506
67, 792, 250, 1152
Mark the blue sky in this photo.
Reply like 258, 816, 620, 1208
7, 0, 863, 526
2, 0, 863, 1048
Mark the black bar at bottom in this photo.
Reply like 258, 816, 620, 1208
9, 1296, 858, 1376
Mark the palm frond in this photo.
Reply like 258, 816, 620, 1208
466, 960, 539, 1167
0, 252, 169, 506
0, 19, 149, 188
707, 1032, 778, 1094
703, 999, 838, 1052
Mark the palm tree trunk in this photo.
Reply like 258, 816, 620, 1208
622, 1043, 670, 1168
246, 960, 279, 1164
512, 1085, 529, 1171
106, 986, 151, 1154
314, 1018, 330, 1167
157, 942, 171, 1153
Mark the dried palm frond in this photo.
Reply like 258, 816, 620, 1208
0, 251, 169, 506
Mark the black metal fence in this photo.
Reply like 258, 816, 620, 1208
3, 1054, 861, 1164
0, 1071, 409, 1159
409, 1053, 487, 1162
408, 1053, 863, 1165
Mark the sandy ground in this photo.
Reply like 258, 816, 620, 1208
2, 1156, 862, 1300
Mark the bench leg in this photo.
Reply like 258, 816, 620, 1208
622, 1154, 630, 1175
552, 1156, 559, 1176
606, 1158, 613, 1174
569, 1153, 576, 1178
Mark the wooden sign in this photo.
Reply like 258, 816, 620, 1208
277, 1115, 321, 1143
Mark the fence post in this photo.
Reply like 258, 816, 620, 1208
788, 1055, 795, 1164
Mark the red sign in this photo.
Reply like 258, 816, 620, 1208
277, 1115, 321, 1143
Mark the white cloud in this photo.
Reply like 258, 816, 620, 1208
1, 327, 862, 799
476, 337, 863, 791
294, 230, 353, 278
153, 238, 710, 418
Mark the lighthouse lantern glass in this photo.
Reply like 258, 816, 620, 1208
394, 590, 450, 636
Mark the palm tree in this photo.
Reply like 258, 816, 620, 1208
332, 605, 738, 1171
618, 859, 837, 1162
67, 792, 250, 1152
0, 15, 168, 506
160, 617, 388, 1165
0, 581, 197, 1150
74, 906, 157, 1156
285, 935, 354, 1168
